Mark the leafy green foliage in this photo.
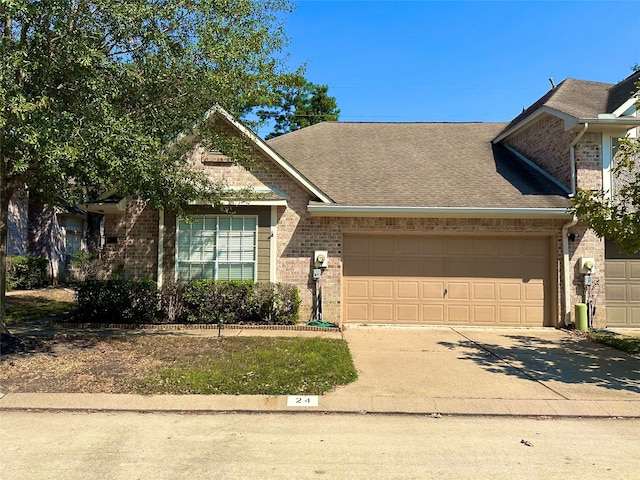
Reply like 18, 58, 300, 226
178, 280, 300, 324
6, 256, 49, 290
571, 136, 640, 254
570, 81, 640, 254
135, 337, 358, 395
258, 75, 340, 139
75, 279, 158, 324
1, 0, 297, 211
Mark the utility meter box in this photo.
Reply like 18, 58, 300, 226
314, 250, 329, 268
579, 257, 595, 274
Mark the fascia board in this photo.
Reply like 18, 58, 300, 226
307, 205, 571, 219
493, 107, 577, 143
612, 98, 638, 117
211, 106, 334, 204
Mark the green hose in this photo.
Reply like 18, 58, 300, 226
306, 320, 338, 328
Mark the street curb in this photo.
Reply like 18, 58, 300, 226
1, 393, 639, 418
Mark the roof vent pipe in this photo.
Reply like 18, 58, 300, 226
570, 123, 589, 196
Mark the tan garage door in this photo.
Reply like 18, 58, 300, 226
343, 235, 550, 326
605, 242, 640, 327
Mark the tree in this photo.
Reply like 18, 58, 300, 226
258, 75, 340, 139
0, 0, 299, 335
570, 80, 640, 255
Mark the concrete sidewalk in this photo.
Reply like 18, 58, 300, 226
1, 325, 639, 417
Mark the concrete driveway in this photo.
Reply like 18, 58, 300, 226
332, 327, 640, 402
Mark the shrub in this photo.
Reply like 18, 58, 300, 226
178, 280, 300, 325
75, 279, 158, 324
158, 280, 186, 323
66, 252, 110, 282
7, 255, 49, 290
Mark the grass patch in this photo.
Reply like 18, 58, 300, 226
134, 336, 358, 395
5, 296, 75, 325
588, 331, 640, 355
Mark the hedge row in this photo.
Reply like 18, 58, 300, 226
75, 279, 300, 325
7, 255, 49, 290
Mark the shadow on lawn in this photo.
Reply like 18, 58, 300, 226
439, 334, 640, 395
0, 322, 178, 358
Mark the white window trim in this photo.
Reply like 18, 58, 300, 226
175, 214, 258, 282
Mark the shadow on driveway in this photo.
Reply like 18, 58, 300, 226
440, 331, 640, 398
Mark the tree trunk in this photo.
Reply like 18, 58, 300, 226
86, 211, 104, 256
0, 181, 11, 335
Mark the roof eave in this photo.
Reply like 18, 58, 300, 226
493, 107, 577, 143
307, 205, 571, 219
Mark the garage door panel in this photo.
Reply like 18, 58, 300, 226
345, 280, 368, 298
345, 303, 368, 322
370, 259, 395, 276
524, 306, 544, 324
397, 304, 420, 323
343, 235, 549, 326
397, 281, 419, 299
396, 259, 420, 276
343, 258, 369, 276
419, 258, 445, 276
422, 282, 445, 299
420, 238, 446, 255
371, 280, 394, 299
606, 261, 626, 279
474, 306, 496, 323
370, 237, 394, 255
499, 306, 521, 324
448, 305, 471, 323
371, 304, 394, 322
473, 283, 496, 301
447, 282, 470, 301
422, 304, 445, 322
524, 281, 545, 301
606, 257, 640, 327
498, 283, 521, 301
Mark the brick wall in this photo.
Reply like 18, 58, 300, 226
102, 199, 159, 279
505, 115, 573, 189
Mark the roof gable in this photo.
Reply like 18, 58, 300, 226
196, 105, 333, 203
495, 71, 640, 141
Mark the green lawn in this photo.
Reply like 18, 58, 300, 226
5, 295, 75, 325
134, 336, 358, 395
588, 331, 640, 356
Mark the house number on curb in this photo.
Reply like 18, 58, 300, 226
287, 395, 319, 407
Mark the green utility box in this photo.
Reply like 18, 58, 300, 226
575, 303, 588, 332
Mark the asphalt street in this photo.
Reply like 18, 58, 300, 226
1, 410, 638, 479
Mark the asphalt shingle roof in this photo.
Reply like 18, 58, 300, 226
503, 71, 640, 134
267, 122, 569, 209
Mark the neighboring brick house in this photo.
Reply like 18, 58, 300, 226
87, 71, 640, 329
8, 192, 88, 283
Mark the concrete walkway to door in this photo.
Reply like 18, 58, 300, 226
327, 326, 640, 416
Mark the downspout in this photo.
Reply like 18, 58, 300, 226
562, 124, 588, 326
561, 215, 578, 326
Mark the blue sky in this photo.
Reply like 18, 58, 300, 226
263, 0, 638, 134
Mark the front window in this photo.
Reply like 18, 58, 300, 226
63, 217, 84, 255
176, 215, 257, 281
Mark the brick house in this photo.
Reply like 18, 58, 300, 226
8, 192, 88, 283
87, 71, 640, 329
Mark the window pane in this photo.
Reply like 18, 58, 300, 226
177, 215, 256, 282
